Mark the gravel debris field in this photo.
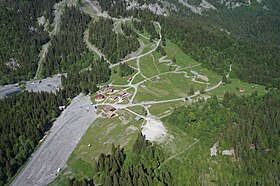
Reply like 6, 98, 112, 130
11, 95, 98, 186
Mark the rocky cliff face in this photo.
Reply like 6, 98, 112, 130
122, 0, 270, 15
177, 0, 269, 14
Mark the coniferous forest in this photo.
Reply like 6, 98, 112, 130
0, 91, 66, 185
159, 15, 280, 85
0, 0, 59, 85
163, 89, 280, 185
68, 133, 173, 186
62, 56, 111, 98
42, 5, 91, 77
89, 18, 140, 64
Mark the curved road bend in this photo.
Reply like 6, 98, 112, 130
11, 95, 98, 186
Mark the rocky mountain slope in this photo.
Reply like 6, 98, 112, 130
121, 0, 273, 15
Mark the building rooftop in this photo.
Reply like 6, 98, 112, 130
135, 116, 143, 121
102, 105, 116, 113
95, 94, 104, 100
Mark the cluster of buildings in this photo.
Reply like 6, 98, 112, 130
210, 141, 235, 157
95, 87, 131, 103
94, 86, 132, 118
101, 105, 116, 118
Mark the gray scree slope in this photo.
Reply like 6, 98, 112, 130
11, 95, 97, 186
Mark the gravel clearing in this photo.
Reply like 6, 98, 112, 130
0, 84, 22, 99
11, 95, 98, 186
142, 116, 167, 143
26, 74, 65, 93
0, 74, 65, 100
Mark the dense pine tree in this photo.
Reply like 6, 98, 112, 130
42, 5, 91, 77
0, 91, 66, 185
89, 18, 140, 64
0, 0, 59, 85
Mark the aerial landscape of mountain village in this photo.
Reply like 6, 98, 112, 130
0, 0, 279, 185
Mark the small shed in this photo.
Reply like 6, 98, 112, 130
210, 141, 219, 157
106, 111, 115, 118
119, 90, 126, 97
58, 106, 66, 111
127, 77, 132, 82
106, 87, 114, 94
109, 95, 118, 101
239, 88, 245, 93
102, 105, 116, 113
222, 149, 235, 156
135, 116, 143, 121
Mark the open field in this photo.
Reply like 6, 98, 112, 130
209, 78, 266, 98
102, 66, 137, 86
50, 109, 143, 185
128, 105, 146, 115
132, 73, 146, 84
140, 54, 160, 78
163, 40, 199, 68
148, 101, 185, 118
127, 59, 138, 68
135, 73, 206, 102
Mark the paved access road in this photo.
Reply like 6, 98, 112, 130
11, 95, 98, 186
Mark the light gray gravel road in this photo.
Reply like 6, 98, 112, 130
0, 84, 21, 99
11, 95, 98, 186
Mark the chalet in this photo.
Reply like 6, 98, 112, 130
251, 84, 259, 89
239, 88, 245, 93
102, 105, 116, 113
95, 94, 105, 101
119, 90, 126, 97
122, 93, 130, 99
210, 141, 219, 157
106, 111, 115, 118
102, 105, 116, 118
222, 149, 235, 156
109, 95, 118, 101
127, 77, 132, 82
106, 87, 114, 94
58, 105, 66, 111
135, 116, 143, 121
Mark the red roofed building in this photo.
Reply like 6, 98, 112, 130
127, 77, 132, 82
95, 94, 105, 101
239, 88, 245, 93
